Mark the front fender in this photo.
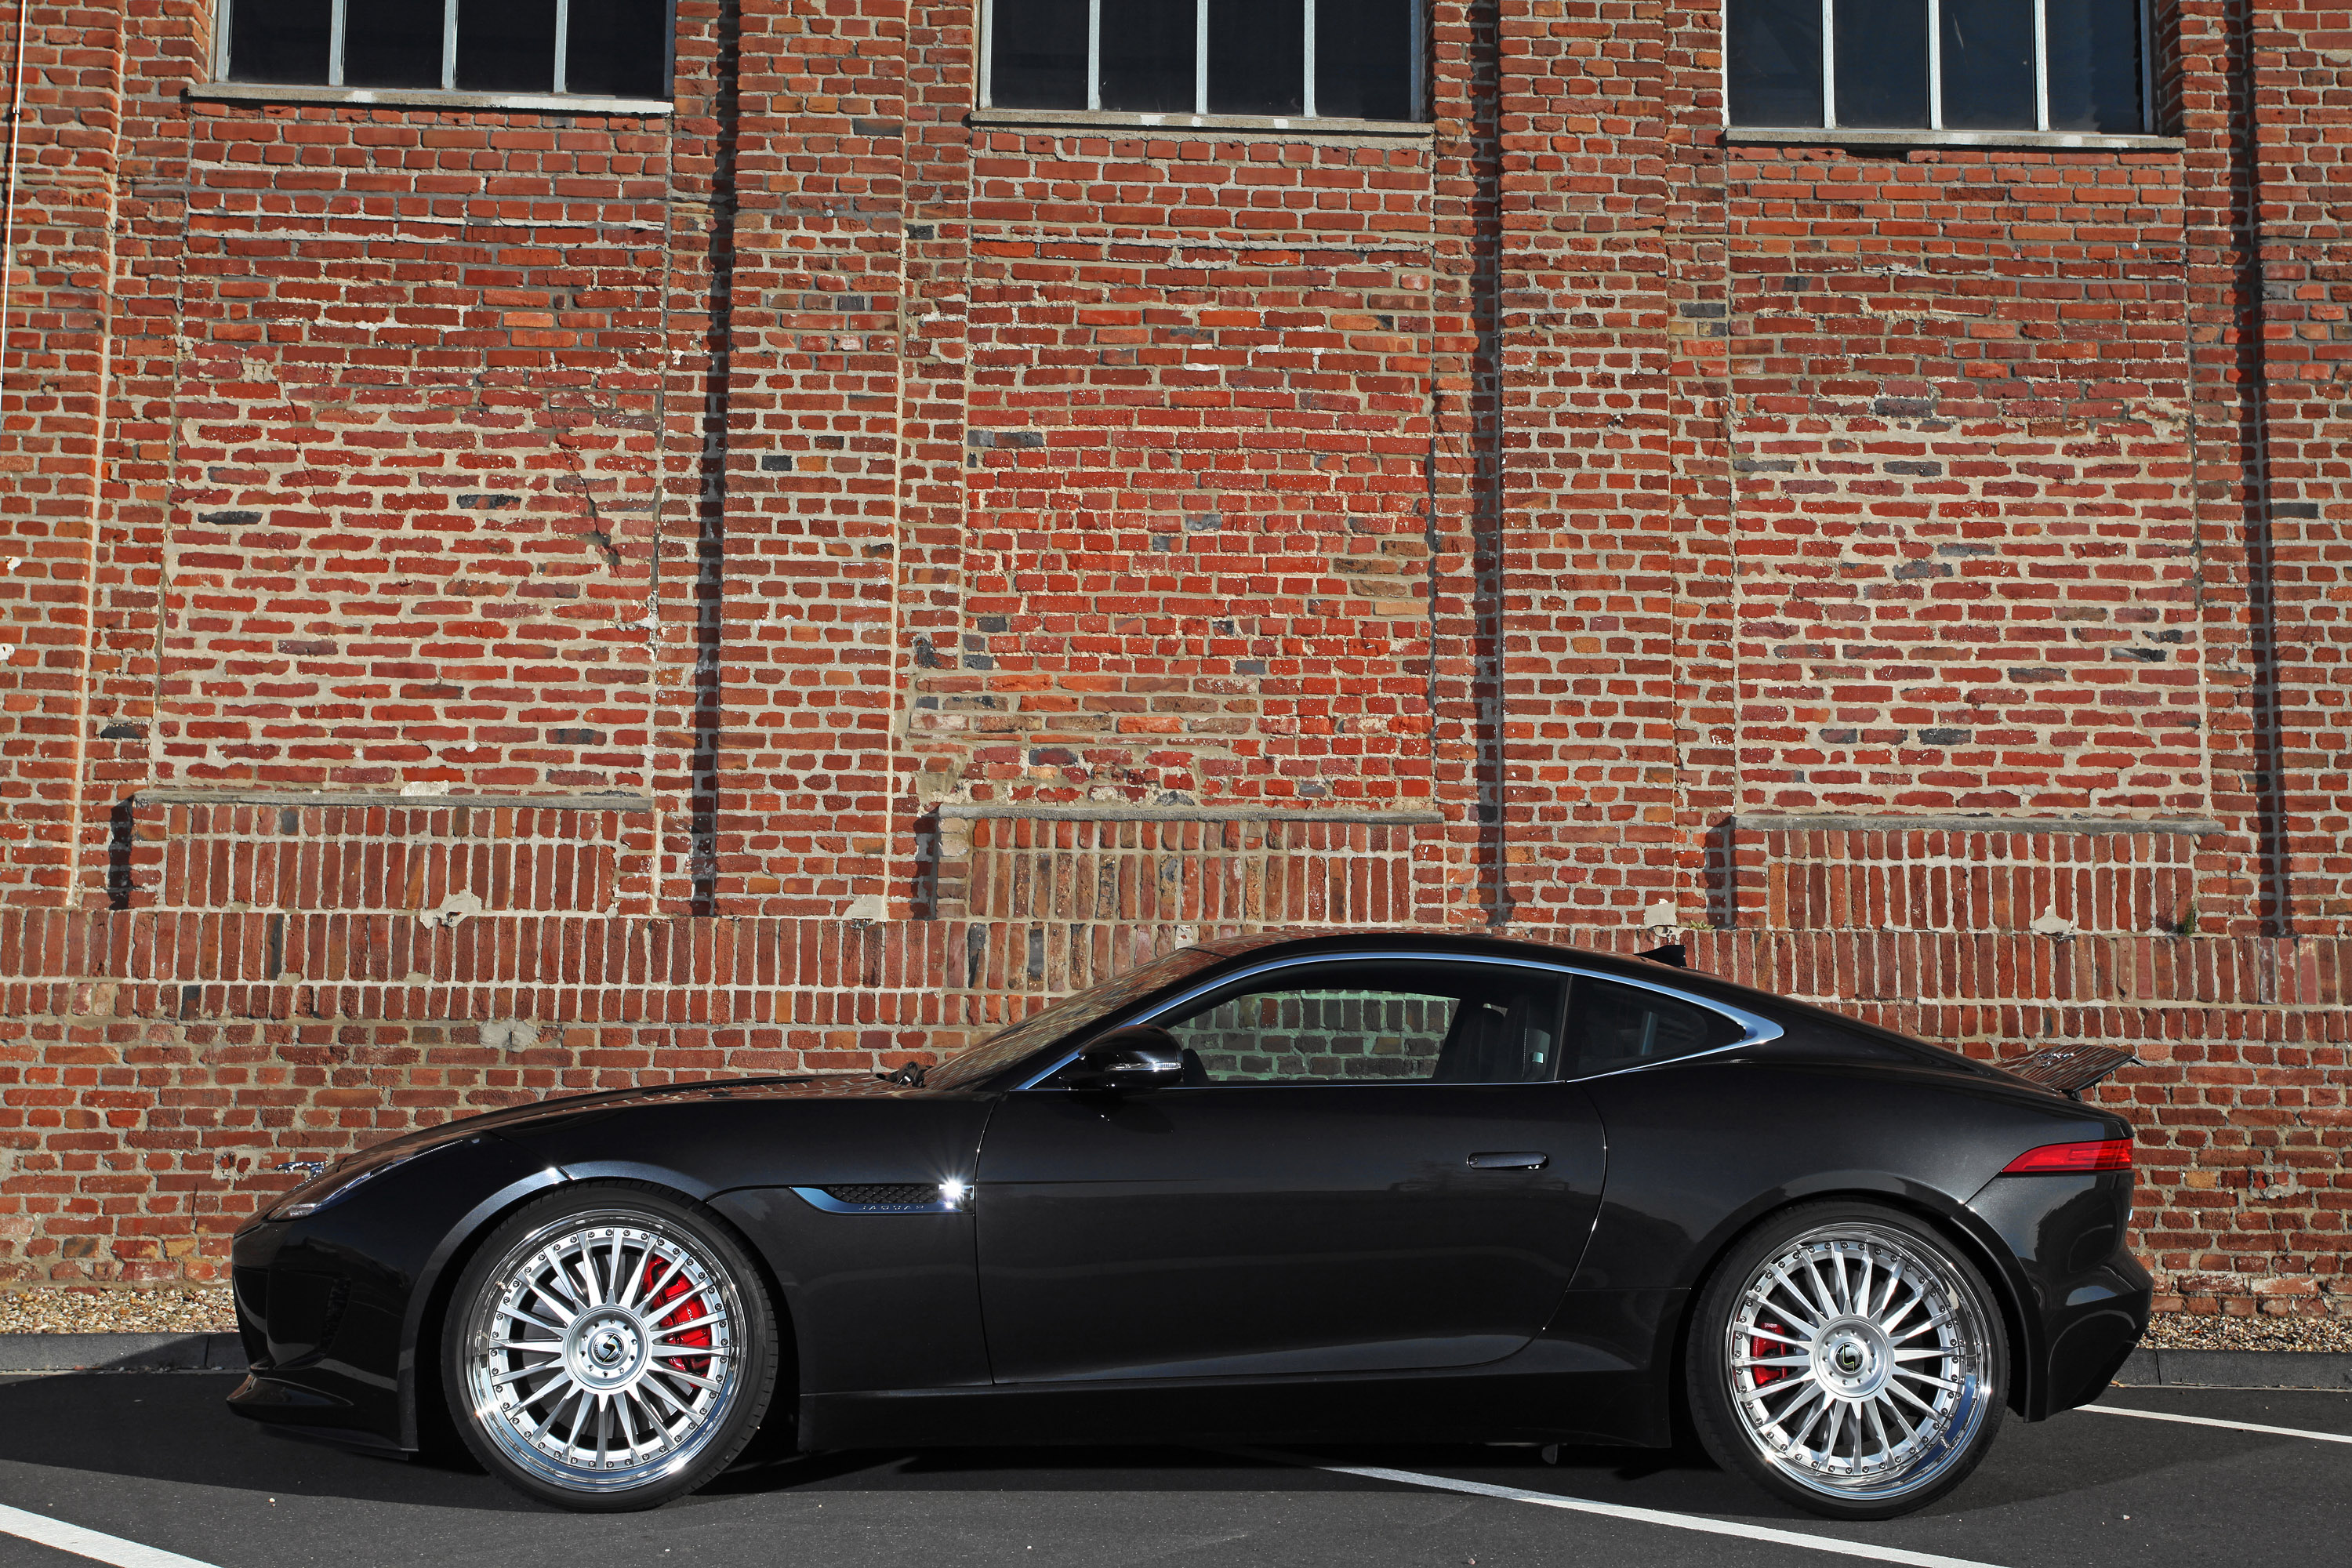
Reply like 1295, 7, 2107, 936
230, 1133, 561, 1450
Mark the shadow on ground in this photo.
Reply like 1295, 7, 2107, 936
0, 1371, 2224, 1523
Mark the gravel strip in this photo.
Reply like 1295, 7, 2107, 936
0, 1288, 2343, 1353
2140, 1312, 2352, 1353
0, 1288, 237, 1336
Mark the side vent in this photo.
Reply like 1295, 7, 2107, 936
792, 1183, 964, 1215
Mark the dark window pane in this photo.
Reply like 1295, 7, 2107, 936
344, 2, 445, 90
1832, 0, 1928, 127
1208, 0, 1304, 115
1727, 0, 1824, 127
1314, 0, 1415, 121
1563, 978, 1743, 1080
1150, 963, 1563, 1086
228, 0, 332, 83
992, 0, 1089, 110
1939, 0, 2034, 128
456, 0, 557, 93
2045, 0, 2143, 132
1101, 0, 1195, 112
566, 0, 670, 98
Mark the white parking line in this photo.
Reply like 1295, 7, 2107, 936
2084, 1403, 2352, 1446
1233, 1450, 2009, 1568
0, 1502, 220, 1568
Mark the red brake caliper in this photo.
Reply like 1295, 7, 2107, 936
1751, 1319, 1791, 1387
641, 1257, 711, 1377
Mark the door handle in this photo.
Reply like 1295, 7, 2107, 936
1466, 1151, 1548, 1171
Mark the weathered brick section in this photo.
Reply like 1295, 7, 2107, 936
0, 2, 2344, 1319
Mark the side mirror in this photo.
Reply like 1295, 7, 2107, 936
1062, 1025, 1186, 1094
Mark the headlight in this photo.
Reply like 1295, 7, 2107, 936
267, 1141, 446, 1221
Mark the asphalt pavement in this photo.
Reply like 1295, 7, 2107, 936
0, 1374, 2341, 1567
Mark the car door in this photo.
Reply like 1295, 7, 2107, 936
971, 954, 1607, 1384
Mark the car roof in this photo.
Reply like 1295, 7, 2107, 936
1185, 927, 2024, 1083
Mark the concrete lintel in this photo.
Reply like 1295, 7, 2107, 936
1733, 814, 2225, 837
1725, 126, 2184, 152
936, 804, 1444, 826
132, 789, 656, 814
187, 82, 673, 116
967, 107, 1432, 140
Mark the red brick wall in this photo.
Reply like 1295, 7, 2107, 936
0, 1, 2344, 1318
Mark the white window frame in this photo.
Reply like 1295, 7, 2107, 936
212, 0, 677, 99
978, 0, 1425, 122
1729, 0, 2153, 136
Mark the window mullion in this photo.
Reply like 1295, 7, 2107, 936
2137, 0, 2153, 131
2032, 0, 2049, 130
1302, 0, 1316, 118
1409, 0, 1423, 120
554, 0, 570, 93
443, 0, 458, 91
1926, 0, 1940, 129
1821, 0, 1835, 128
1196, 0, 1208, 114
979, 0, 993, 109
216, 0, 233, 81
328, 0, 346, 87
1087, 0, 1102, 112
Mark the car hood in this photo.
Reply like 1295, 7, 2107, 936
354, 1073, 907, 1160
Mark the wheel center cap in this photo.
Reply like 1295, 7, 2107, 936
567, 1312, 646, 1389
1813, 1316, 1892, 1399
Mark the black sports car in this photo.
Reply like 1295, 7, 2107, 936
228, 930, 2149, 1518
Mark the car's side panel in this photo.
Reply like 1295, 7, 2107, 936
490, 1093, 994, 1200
496, 1095, 1000, 1399
712, 1189, 992, 1396
798, 1332, 1660, 1450
1964, 1171, 2151, 1417
971, 1081, 1606, 1383
231, 1093, 998, 1450
1563, 1058, 2131, 1421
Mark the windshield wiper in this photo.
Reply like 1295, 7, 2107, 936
877, 1060, 927, 1087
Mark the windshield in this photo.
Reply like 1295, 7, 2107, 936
924, 946, 1224, 1091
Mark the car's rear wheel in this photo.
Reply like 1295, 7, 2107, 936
444, 1185, 779, 1510
1686, 1200, 2006, 1519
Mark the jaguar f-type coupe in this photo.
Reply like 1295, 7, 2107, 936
228, 930, 2149, 1518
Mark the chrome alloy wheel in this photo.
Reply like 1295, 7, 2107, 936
461, 1210, 745, 1495
1722, 1222, 1994, 1502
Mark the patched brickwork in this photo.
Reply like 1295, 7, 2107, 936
0, 1, 2345, 1319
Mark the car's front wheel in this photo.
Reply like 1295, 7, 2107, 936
1686, 1200, 2006, 1519
443, 1185, 779, 1510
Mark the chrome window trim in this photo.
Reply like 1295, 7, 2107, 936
1010, 950, 1784, 1091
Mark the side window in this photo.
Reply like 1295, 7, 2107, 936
1153, 963, 1563, 1086
1562, 978, 1744, 1080
220, 0, 673, 100
1723, 0, 2148, 135
985, 0, 1422, 122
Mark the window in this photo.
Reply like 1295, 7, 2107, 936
220, 0, 673, 100
1726, 0, 2148, 134
1145, 962, 1563, 1085
984, 0, 1422, 122
925, 945, 1227, 1091
1561, 977, 1744, 1079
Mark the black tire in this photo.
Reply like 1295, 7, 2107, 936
441, 1183, 779, 1511
1686, 1200, 2007, 1520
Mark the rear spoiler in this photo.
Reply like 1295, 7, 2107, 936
2002, 1044, 2137, 1100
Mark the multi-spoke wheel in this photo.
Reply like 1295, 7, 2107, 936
1687, 1202, 2006, 1519
444, 1186, 778, 1510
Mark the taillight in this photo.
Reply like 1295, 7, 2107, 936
2001, 1138, 2133, 1174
